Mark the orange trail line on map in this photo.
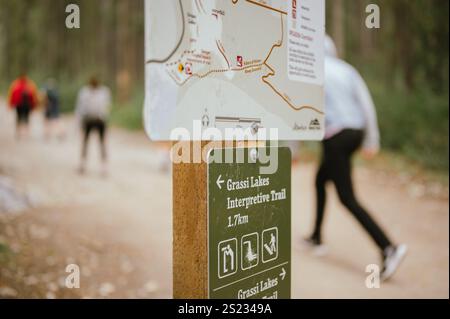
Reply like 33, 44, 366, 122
166, 0, 323, 115
216, 40, 231, 69
260, 14, 324, 114
233, 0, 287, 15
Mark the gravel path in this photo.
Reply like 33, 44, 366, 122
0, 101, 448, 298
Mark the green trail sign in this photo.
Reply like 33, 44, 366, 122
207, 147, 291, 299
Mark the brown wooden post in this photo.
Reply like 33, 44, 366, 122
172, 142, 208, 298
172, 141, 265, 298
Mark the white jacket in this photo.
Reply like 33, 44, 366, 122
75, 85, 111, 121
324, 37, 380, 150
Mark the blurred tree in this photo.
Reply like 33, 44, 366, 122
0, 0, 447, 170
0, 0, 145, 98
0, 0, 447, 95
329, 0, 346, 58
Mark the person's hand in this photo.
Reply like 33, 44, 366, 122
361, 147, 379, 160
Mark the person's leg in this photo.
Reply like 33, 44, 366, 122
22, 107, 31, 138
15, 108, 22, 140
330, 130, 393, 252
96, 120, 108, 176
311, 150, 330, 243
97, 120, 107, 162
15, 106, 29, 140
80, 120, 92, 173
44, 109, 51, 140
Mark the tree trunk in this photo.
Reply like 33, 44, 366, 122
116, 0, 132, 104
330, 0, 346, 58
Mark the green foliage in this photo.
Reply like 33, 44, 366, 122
0, 0, 448, 174
370, 79, 449, 172
54, 75, 89, 113
110, 90, 145, 131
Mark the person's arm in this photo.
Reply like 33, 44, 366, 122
7, 81, 16, 108
353, 70, 380, 154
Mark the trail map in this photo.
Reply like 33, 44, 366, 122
144, 0, 325, 140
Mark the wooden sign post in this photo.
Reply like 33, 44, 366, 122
144, 0, 325, 299
172, 142, 209, 298
173, 143, 292, 299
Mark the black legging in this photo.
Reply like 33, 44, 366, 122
82, 118, 107, 161
312, 129, 392, 252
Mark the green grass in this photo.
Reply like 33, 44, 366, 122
110, 90, 145, 131
56, 76, 87, 114
299, 141, 448, 187
370, 81, 449, 172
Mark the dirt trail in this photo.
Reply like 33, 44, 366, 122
0, 101, 448, 298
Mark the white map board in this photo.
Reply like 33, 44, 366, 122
144, 0, 325, 140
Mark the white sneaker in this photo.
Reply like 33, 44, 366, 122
302, 238, 329, 257
381, 244, 408, 281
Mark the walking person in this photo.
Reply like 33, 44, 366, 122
42, 78, 64, 140
75, 76, 111, 176
7, 74, 38, 139
305, 36, 407, 281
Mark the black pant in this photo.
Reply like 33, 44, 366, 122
312, 129, 392, 252
16, 104, 31, 124
82, 118, 107, 161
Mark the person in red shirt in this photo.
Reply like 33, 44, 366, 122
7, 74, 38, 139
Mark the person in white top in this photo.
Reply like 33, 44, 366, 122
75, 76, 111, 175
304, 36, 407, 281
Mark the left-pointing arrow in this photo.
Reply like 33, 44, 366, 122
216, 175, 225, 190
